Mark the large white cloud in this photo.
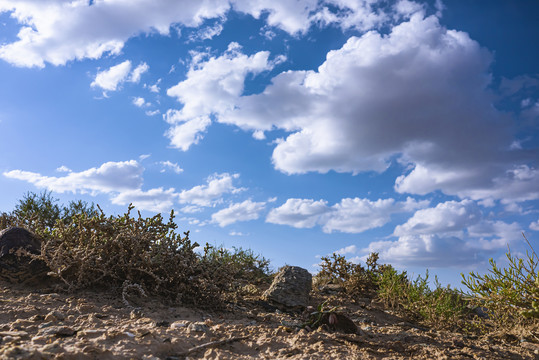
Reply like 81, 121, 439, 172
219, 13, 537, 204
3, 160, 143, 194
267, 196, 428, 233
364, 199, 523, 267
0, 0, 231, 67
0, 0, 400, 68
165, 43, 275, 150
211, 199, 266, 227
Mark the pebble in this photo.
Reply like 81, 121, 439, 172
39, 326, 76, 337
45, 310, 65, 322
187, 322, 209, 333
170, 321, 189, 329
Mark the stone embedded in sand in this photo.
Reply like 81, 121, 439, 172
263, 266, 312, 309
0, 227, 50, 284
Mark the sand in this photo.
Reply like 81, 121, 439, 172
0, 283, 537, 359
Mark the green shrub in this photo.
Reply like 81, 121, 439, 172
10, 191, 96, 233
314, 253, 378, 298
461, 234, 539, 325
203, 245, 272, 284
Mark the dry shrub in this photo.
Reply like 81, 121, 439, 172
38, 205, 233, 307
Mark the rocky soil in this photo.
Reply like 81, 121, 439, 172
0, 282, 538, 360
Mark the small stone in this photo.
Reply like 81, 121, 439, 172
40, 326, 76, 337
45, 310, 65, 322
38, 321, 54, 329
187, 322, 209, 333
170, 321, 189, 329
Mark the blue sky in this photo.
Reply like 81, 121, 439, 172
1, 0, 538, 289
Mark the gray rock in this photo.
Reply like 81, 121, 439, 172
263, 266, 312, 309
0, 227, 49, 284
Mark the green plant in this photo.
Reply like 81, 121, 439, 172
9, 191, 96, 233
462, 233, 539, 325
303, 300, 339, 330
377, 266, 468, 328
202, 245, 272, 284
314, 253, 378, 298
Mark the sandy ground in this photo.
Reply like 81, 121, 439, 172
0, 282, 538, 360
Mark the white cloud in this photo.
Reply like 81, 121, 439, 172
111, 187, 177, 213
147, 79, 161, 93
219, 13, 537, 205
56, 165, 71, 173
178, 173, 244, 206
394, 199, 481, 237
180, 205, 203, 214
229, 231, 248, 236
267, 196, 428, 233
133, 97, 148, 107
164, 113, 212, 151
394, 0, 424, 19
145, 109, 160, 116
322, 197, 428, 234
530, 220, 539, 231
0, 1, 231, 68
129, 62, 149, 83
335, 245, 358, 255
363, 200, 523, 268
188, 22, 223, 42
0, 1, 416, 68
468, 220, 522, 250
266, 198, 330, 228
91, 60, 132, 91
159, 161, 183, 174
211, 199, 266, 227
3, 160, 143, 194
165, 43, 274, 150
365, 234, 480, 268
232, 0, 318, 35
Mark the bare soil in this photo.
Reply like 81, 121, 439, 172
0, 282, 538, 359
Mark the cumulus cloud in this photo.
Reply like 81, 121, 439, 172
267, 197, 428, 233
111, 187, 177, 213
393, 199, 481, 237
266, 198, 330, 228
364, 199, 523, 268
3, 160, 143, 194
0, 0, 399, 68
91, 60, 132, 91
364, 234, 480, 268
0, 0, 231, 67
211, 199, 266, 227
218, 13, 537, 205
164, 43, 274, 150
531, 220, 539, 231
178, 173, 244, 206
